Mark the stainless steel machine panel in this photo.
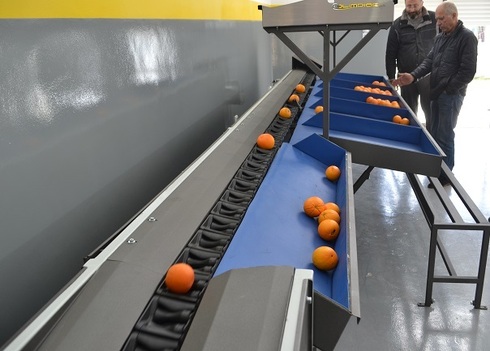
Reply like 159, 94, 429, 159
262, 0, 395, 28
181, 267, 313, 351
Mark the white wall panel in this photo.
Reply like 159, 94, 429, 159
395, 0, 490, 26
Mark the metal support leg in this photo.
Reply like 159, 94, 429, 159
323, 28, 330, 138
270, 27, 381, 140
473, 228, 490, 309
271, 30, 325, 79
419, 226, 439, 307
353, 166, 375, 193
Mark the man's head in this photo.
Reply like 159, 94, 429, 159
435, 1, 459, 34
405, 0, 424, 19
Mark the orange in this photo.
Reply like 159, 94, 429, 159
320, 202, 341, 214
318, 209, 341, 224
390, 101, 400, 108
303, 196, 324, 218
366, 96, 375, 104
295, 84, 306, 93
312, 246, 339, 271
314, 105, 324, 114
318, 219, 340, 241
279, 107, 292, 119
325, 165, 341, 181
380, 99, 391, 107
256, 133, 275, 150
165, 263, 195, 294
400, 118, 410, 125
392, 115, 402, 124
288, 94, 300, 103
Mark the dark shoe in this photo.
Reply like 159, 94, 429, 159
439, 178, 451, 187
428, 176, 450, 188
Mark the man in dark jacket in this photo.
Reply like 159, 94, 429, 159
393, 1, 478, 185
385, 0, 437, 120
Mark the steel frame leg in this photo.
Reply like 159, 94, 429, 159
473, 228, 490, 309
353, 166, 375, 193
419, 226, 438, 307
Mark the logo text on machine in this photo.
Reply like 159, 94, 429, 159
332, 2, 383, 10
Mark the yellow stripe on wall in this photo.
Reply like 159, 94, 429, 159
0, 0, 266, 20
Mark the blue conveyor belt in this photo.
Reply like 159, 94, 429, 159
216, 133, 351, 309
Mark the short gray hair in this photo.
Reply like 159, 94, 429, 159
439, 1, 458, 16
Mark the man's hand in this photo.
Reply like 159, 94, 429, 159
392, 73, 415, 87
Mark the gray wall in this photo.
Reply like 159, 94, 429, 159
0, 19, 273, 346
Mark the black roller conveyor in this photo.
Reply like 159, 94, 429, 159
120, 73, 314, 351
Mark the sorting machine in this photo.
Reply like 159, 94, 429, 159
5, 1, 489, 351
6, 64, 361, 351
1, 69, 439, 351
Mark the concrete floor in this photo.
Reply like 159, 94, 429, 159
334, 79, 490, 351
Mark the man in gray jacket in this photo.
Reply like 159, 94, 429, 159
394, 1, 478, 186
385, 0, 437, 120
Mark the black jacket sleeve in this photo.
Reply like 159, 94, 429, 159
385, 23, 399, 80
411, 49, 433, 80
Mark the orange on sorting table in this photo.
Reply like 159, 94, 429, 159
312, 246, 339, 271
325, 165, 341, 181
377, 89, 392, 96
279, 107, 292, 118
318, 209, 341, 224
256, 133, 275, 150
314, 105, 324, 114
303, 196, 324, 218
165, 263, 195, 294
320, 202, 341, 214
392, 115, 402, 124
295, 83, 306, 93
400, 118, 410, 125
318, 219, 340, 241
